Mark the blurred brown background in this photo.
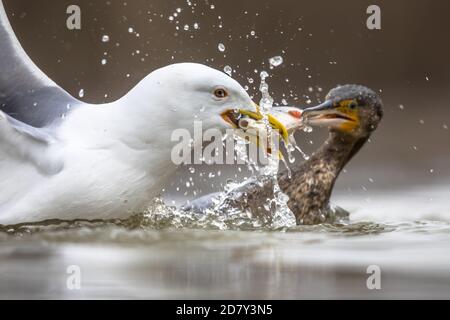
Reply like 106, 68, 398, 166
4, 0, 450, 196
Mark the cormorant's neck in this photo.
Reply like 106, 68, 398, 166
313, 130, 366, 176
278, 130, 369, 224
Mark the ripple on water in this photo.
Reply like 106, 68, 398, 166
3, 196, 450, 245
0, 201, 393, 245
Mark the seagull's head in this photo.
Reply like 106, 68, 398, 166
123, 63, 299, 142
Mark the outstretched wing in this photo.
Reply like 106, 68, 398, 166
0, 110, 64, 209
0, 1, 80, 127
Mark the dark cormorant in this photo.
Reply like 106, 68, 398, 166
186, 85, 383, 225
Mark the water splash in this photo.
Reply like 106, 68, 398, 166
223, 65, 232, 76
269, 55, 283, 68
195, 70, 294, 228
257, 71, 296, 228
143, 197, 281, 231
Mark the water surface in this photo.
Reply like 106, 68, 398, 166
1, 184, 450, 299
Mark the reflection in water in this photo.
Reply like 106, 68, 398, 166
1, 185, 450, 299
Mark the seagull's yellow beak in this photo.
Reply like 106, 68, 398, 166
221, 104, 303, 158
220, 104, 302, 143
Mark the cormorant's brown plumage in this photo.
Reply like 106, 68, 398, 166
277, 84, 383, 224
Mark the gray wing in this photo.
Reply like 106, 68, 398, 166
0, 1, 80, 128
0, 110, 64, 175
0, 110, 64, 210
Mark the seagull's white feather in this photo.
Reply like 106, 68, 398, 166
0, 63, 259, 225
0, 111, 63, 217
0, 111, 63, 174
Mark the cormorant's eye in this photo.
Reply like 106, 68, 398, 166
214, 88, 228, 99
348, 101, 358, 109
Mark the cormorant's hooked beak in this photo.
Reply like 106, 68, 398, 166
302, 100, 334, 114
302, 100, 359, 131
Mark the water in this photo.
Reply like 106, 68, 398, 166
223, 65, 232, 76
1, 185, 450, 299
269, 55, 283, 67
218, 43, 226, 52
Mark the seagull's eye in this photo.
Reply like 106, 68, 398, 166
214, 88, 228, 99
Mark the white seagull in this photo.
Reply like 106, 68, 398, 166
0, 3, 300, 225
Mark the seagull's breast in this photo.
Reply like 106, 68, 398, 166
1, 121, 178, 225
1, 144, 175, 224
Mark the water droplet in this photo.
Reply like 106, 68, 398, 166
269, 55, 283, 67
78, 89, 84, 98
193, 22, 199, 29
102, 35, 110, 42
183, 24, 189, 31
398, 104, 405, 110
260, 70, 269, 79
128, 27, 134, 33
223, 65, 232, 76
218, 43, 225, 52
189, 167, 195, 174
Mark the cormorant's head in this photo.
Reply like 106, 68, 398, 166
302, 85, 383, 137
